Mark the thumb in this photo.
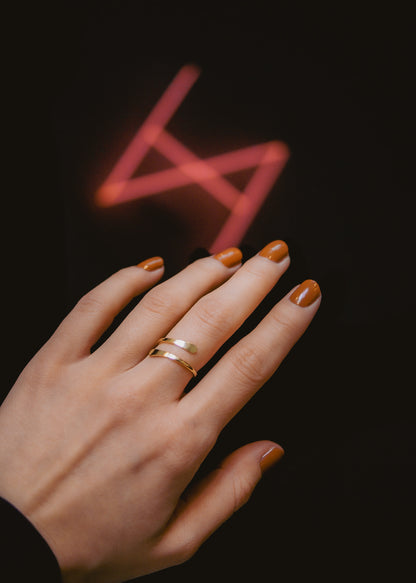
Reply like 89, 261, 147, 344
155, 441, 284, 566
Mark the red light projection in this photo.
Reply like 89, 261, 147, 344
95, 65, 289, 252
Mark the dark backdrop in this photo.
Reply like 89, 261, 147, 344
3, 4, 414, 582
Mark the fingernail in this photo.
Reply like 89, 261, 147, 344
137, 256, 164, 271
259, 240, 289, 263
260, 446, 285, 474
213, 247, 242, 268
289, 279, 321, 307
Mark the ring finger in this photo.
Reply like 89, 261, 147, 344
93, 247, 243, 370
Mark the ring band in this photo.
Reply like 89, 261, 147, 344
156, 337, 197, 354
148, 348, 198, 377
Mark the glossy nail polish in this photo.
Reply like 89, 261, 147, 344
290, 279, 321, 307
137, 256, 164, 271
213, 247, 243, 268
259, 240, 289, 262
260, 446, 285, 473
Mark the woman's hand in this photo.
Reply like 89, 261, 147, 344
0, 241, 320, 583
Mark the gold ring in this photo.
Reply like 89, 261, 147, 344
148, 348, 198, 377
156, 337, 197, 354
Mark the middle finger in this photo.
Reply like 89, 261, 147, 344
135, 240, 290, 397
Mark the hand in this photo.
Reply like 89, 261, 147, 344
0, 241, 320, 583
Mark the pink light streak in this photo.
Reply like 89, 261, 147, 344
95, 65, 289, 253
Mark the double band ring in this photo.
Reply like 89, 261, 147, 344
148, 337, 198, 377
156, 337, 197, 354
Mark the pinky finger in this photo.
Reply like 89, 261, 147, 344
44, 258, 165, 362
153, 441, 284, 567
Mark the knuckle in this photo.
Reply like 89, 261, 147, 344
181, 410, 218, 454
160, 423, 195, 470
230, 472, 254, 512
270, 309, 296, 340
141, 285, 175, 317
161, 415, 214, 471
160, 532, 199, 566
75, 291, 104, 315
242, 261, 269, 280
173, 537, 199, 564
230, 343, 266, 386
193, 295, 231, 338
154, 527, 200, 566
106, 380, 146, 422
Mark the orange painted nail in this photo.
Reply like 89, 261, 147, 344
289, 279, 321, 307
259, 240, 289, 263
260, 446, 285, 474
137, 256, 164, 271
213, 247, 242, 268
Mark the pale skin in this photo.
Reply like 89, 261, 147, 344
0, 243, 320, 582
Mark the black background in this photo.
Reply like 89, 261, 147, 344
3, 3, 415, 582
